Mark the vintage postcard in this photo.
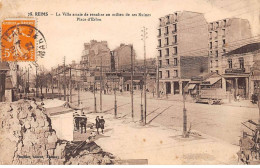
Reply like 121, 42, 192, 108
0, 0, 260, 166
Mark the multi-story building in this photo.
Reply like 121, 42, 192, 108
157, 11, 209, 95
112, 44, 136, 71
208, 18, 252, 74
81, 40, 111, 72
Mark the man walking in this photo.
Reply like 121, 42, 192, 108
95, 116, 100, 134
99, 116, 105, 134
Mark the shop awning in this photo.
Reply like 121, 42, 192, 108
201, 77, 221, 85
188, 84, 196, 90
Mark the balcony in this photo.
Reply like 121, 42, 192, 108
225, 68, 245, 74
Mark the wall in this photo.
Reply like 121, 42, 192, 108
180, 56, 209, 79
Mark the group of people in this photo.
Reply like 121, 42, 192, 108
73, 113, 106, 135
95, 116, 105, 134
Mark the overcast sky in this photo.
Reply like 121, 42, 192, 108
1, 0, 259, 70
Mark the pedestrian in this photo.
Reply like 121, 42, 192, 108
99, 116, 105, 134
40, 93, 44, 101
95, 116, 100, 134
80, 116, 87, 134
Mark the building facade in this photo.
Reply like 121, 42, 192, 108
157, 11, 209, 95
112, 44, 135, 71
221, 42, 260, 99
208, 18, 252, 74
81, 40, 112, 72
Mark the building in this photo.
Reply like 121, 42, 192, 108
221, 42, 260, 99
112, 44, 136, 71
208, 18, 252, 74
157, 11, 209, 95
81, 40, 112, 72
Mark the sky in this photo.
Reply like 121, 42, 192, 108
0, 0, 259, 70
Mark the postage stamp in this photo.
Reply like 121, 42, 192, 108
1, 18, 47, 62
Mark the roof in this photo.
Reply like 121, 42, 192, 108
0, 62, 10, 71
224, 43, 260, 56
201, 77, 221, 86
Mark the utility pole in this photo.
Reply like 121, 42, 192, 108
58, 65, 61, 100
183, 88, 188, 138
78, 81, 80, 106
69, 67, 72, 103
141, 81, 143, 122
130, 44, 134, 120
93, 81, 97, 113
63, 57, 66, 101
100, 53, 103, 113
141, 26, 148, 125
156, 58, 160, 98
51, 69, 54, 99
114, 78, 117, 118
36, 67, 38, 97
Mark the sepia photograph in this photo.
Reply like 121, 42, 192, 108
0, 0, 260, 166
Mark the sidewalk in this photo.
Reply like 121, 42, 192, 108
86, 112, 239, 165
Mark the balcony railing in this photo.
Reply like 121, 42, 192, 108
225, 68, 245, 74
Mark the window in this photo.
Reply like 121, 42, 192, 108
159, 71, 162, 78
174, 70, 178, 77
167, 15, 170, 23
165, 48, 169, 56
223, 49, 226, 53
165, 26, 169, 34
223, 20, 226, 27
173, 24, 177, 32
223, 39, 226, 46
228, 59, 232, 68
209, 51, 213, 56
174, 58, 178, 66
239, 57, 244, 69
215, 50, 218, 57
222, 29, 225, 36
216, 22, 219, 28
159, 60, 162, 68
173, 35, 177, 44
215, 41, 218, 48
158, 39, 161, 47
209, 32, 212, 39
165, 37, 169, 45
166, 59, 170, 65
216, 70, 219, 74
158, 29, 161, 36
158, 50, 162, 57
209, 42, 212, 49
166, 70, 170, 78
215, 31, 218, 39
173, 47, 177, 55
215, 60, 219, 67
210, 60, 213, 68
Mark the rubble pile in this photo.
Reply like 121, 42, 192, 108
0, 100, 115, 165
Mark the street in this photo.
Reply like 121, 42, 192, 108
68, 89, 258, 145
